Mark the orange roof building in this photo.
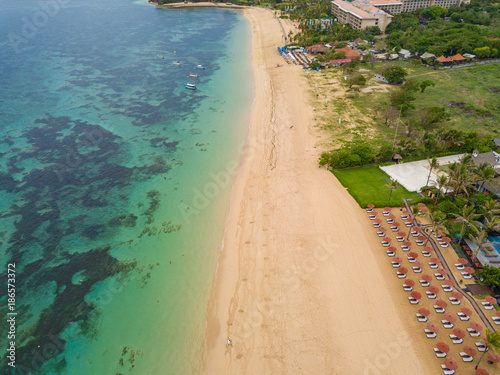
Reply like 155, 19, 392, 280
450, 53, 466, 61
436, 55, 453, 63
335, 46, 361, 59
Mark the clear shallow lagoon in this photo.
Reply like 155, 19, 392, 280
0, 1, 252, 373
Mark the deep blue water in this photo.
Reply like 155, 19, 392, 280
0, 1, 252, 373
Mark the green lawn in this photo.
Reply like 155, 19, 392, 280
332, 165, 421, 208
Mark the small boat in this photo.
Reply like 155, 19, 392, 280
188, 73, 199, 78
194, 64, 205, 70
185, 83, 196, 90
172, 61, 182, 66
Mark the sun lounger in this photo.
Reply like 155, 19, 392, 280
391, 227, 398, 231
481, 301, 494, 310
442, 285, 453, 292
434, 348, 447, 358
387, 251, 395, 257
426, 291, 437, 299
461, 272, 472, 279
383, 211, 390, 216
397, 272, 406, 279
368, 214, 376, 219
449, 334, 463, 344
377, 232, 385, 237
387, 219, 394, 224
416, 241, 425, 246
396, 236, 404, 242
416, 313, 428, 322
459, 352, 473, 362
405, 222, 412, 227
391, 262, 400, 267
449, 297, 461, 305
467, 328, 480, 337
492, 316, 500, 324
434, 305, 445, 313
413, 267, 422, 273
441, 320, 454, 329
367, 208, 373, 213
475, 342, 486, 352
420, 280, 430, 287
382, 242, 390, 247
422, 252, 431, 257
408, 297, 419, 304
435, 274, 445, 281
441, 364, 455, 375
373, 223, 381, 228
401, 215, 408, 220
457, 312, 470, 321
401, 246, 410, 251
440, 243, 449, 248
403, 285, 412, 292
424, 329, 437, 339
429, 262, 438, 268
454, 263, 465, 270
408, 257, 416, 263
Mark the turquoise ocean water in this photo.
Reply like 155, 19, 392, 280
0, 1, 252, 373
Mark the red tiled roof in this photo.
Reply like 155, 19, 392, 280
436, 55, 453, 63
329, 59, 352, 64
451, 54, 466, 61
335, 46, 361, 59
307, 44, 325, 51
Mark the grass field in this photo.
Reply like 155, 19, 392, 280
332, 165, 422, 207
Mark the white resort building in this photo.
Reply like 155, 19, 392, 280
332, 0, 468, 31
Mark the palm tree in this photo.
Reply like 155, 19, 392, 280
431, 174, 449, 204
452, 205, 481, 244
385, 178, 400, 201
473, 162, 498, 192
447, 162, 471, 198
475, 329, 500, 369
425, 208, 445, 245
470, 228, 494, 260
426, 157, 439, 187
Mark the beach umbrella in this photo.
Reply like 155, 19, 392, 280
461, 307, 473, 316
428, 285, 439, 294
422, 274, 433, 282
418, 307, 430, 317
476, 369, 489, 375
427, 323, 439, 333
424, 246, 434, 253
444, 279, 455, 287
458, 258, 468, 265
398, 266, 408, 274
420, 207, 429, 213
398, 231, 406, 237
437, 229, 445, 236
442, 237, 452, 243
414, 261, 424, 268
451, 291, 463, 300
388, 214, 396, 220
437, 342, 450, 353
437, 268, 448, 276
464, 266, 475, 274
393, 222, 401, 227
402, 210, 410, 215
417, 202, 426, 207
404, 279, 415, 287
374, 218, 382, 223
463, 346, 476, 357
383, 207, 392, 212
443, 313, 456, 323
388, 246, 397, 252
367, 204, 375, 209
383, 236, 392, 243
444, 359, 458, 371
406, 219, 414, 225
495, 310, 500, 317
379, 227, 388, 233
453, 328, 465, 339
487, 352, 500, 363
430, 257, 441, 264
403, 240, 412, 246
409, 252, 419, 259
485, 296, 497, 304
411, 291, 422, 300
470, 322, 483, 332
393, 256, 403, 264
437, 299, 448, 309
417, 235, 426, 241
413, 226, 422, 233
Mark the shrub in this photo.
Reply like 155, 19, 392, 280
438, 201, 459, 217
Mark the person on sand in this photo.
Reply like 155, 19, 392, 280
227, 339, 232, 346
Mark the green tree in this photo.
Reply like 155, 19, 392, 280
419, 79, 435, 93
426, 157, 439, 187
470, 228, 494, 260
390, 89, 416, 114
473, 162, 497, 192
347, 73, 366, 89
385, 178, 400, 201
475, 329, 500, 370
477, 265, 500, 287
473, 46, 491, 59
384, 66, 406, 83
452, 205, 481, 244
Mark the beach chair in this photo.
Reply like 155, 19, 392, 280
449, 297, 461, 305
449, 334, 463, 344
407, 256, 416, 263
434, 305, 445, 314
408, 297, 419, 305
373, 223, 381, 228
401, 215, 408, 220
457, 312, 470, 321
442, 285, 453, 293
391, 261, 400, 267
387, 251, 396, 257
416, 313, 428, 323
428, 262, 438, 269
461, 272, 472, 279
405, 222, 413, 227
454, 264, 465, 270
434, 348, 447, 358
413, 267, 422, 273
435, 273, 445, 281
396, 236, 404, 242
440, 243, 449, 248
459, 352, 473, 362
426, 291, 437, 299
475, 342, 487, 352
368, 214, 376, 219
382, 242, 390, 247
422, 251, 431, 257
377, 232, 385, 237
416, 241, 425, 246
481, 301, 494, 310
467, 328, 480, 337
441, 320, 454, 329
391, 226, 398, 232
420, 280, 430, 287
412, 232, 419, 237
424, 329, 437, 339
441, 364, 455, 375
387, 219, 394, 224
403, 284, 413, 292
492, 316, 500, 324
401, 246, 410, 251
397, 272, 406, 279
